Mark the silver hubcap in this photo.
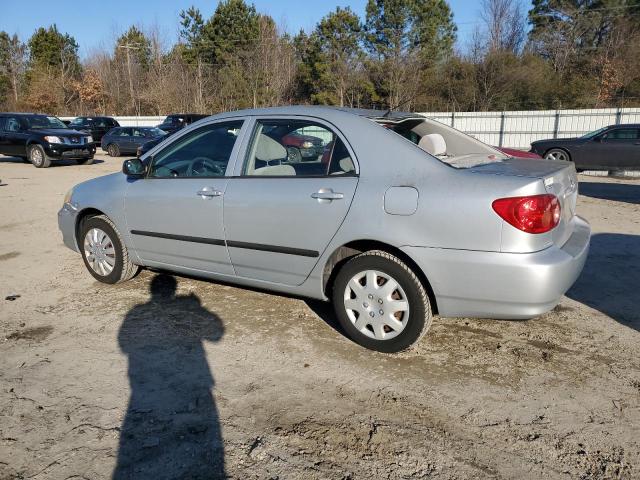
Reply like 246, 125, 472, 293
545, 150, 567, 162
83, 228, 116, 276
31, 148, 43, 164
343, 270, 410, 341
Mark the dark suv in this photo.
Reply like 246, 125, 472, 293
0, 113, 96, 168
68, 116, 119, 143
156, 114, 209, 135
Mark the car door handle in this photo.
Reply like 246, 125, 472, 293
311, 188, 344, 202
197, 188, 223, 199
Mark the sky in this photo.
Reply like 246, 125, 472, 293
1, 0, 532, 58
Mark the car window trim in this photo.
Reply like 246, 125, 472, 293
233, 115, 360, 178
143, 118, 249, 180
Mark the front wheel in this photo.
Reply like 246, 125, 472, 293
79, 215, 139, 284
28, 145, 51, 168
286, 147, 302, 163
544, 149, 570, 162
332, 250, 432, 353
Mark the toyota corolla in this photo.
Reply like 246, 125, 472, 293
58, 107, 590, 352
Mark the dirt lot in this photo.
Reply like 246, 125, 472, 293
1, 153, 639, 480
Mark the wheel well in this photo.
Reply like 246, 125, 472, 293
75, 208, 105, 244
322, 240, 438, 315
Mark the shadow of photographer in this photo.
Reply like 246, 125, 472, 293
113, 274, 226, 479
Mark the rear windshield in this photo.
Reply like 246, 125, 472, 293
375, 118, 506, 169
25, 115, 68, 129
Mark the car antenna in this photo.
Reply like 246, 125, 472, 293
382, 93, 423, 118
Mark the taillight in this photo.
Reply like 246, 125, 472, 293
492, 194, 561, 234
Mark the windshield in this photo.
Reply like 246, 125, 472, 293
581, 127, 608, 139
25, 115, 68, 129
164, 116, 183, 124
147, 128, 166, 136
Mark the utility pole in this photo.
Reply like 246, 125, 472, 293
118, 44, 140, 115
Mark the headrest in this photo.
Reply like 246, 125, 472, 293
253, 164, 296, 176
255, 134, 287, 162
418, 133, 447, 156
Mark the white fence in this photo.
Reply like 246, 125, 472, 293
62, 108, 640, 149
420, 108, 640, 149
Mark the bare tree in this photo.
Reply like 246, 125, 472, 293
480, 0, 526, 53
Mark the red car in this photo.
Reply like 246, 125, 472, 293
496, 147, 542, 159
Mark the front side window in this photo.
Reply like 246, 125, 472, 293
243, 119, 355, 177
25, 115, 68, 129
606, 128, 639, 140
149, 120, 243, 178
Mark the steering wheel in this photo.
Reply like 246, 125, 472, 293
189, 156, 225, 176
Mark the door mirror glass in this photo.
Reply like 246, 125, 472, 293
123, 158, 146, 177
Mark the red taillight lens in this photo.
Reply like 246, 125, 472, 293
492, 194, 561, 234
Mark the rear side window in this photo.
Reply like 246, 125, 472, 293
5, 117, 22, 132
243, 119, 355, 177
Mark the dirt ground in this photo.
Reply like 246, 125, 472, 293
0, 153, 639, 480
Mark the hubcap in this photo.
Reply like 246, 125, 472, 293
83, 228, 116, 276
343, 270, 410, 341
31, 148, 43, 165
545, 151, 567, 162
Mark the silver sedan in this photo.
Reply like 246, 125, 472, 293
58, 107, 590, 352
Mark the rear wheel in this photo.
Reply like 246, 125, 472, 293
332, 250, 432, 353
76, 157, 94, 165
107, 144, 120, 157
79, 215, 139, 284
544, 148, 570, 162
28, 145, 51, 168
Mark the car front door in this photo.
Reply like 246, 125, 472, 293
223, 117, 359, 286
124, 119, 247, 274
601, 128, 640, 168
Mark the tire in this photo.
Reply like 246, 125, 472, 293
107, 144, 120, 157
544, 148, 571, 163
28, 144, 51, 168
79, 214, 139, 284
76, 157, 94, 165
332, 250, 432, 353
286, 147, 302, 163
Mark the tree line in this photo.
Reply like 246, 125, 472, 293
1, 0, 639, 116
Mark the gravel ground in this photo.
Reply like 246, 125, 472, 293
0, 153, 639, 479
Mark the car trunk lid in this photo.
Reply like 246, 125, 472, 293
469, 158, 579, 249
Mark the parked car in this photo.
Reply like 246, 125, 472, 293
68, 116, 120, 143
101, 127, 166, 157
496, 147, 542, 159
156, 114, 209, 135
0, 113, 95, 167
530, 124, 640, 170
136, 134, 167, 157
58, 106, 589, 353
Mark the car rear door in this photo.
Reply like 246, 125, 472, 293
118, 128, 136, 153
223, 116, 359, 286
2, 116, 28, 157
124, 119, 247, 274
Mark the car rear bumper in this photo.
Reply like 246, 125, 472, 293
58, 203, 80, 253
402, 216, 590, 319
45, 143, 96, 159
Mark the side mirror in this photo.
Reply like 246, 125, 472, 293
122, 158, 146, 177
